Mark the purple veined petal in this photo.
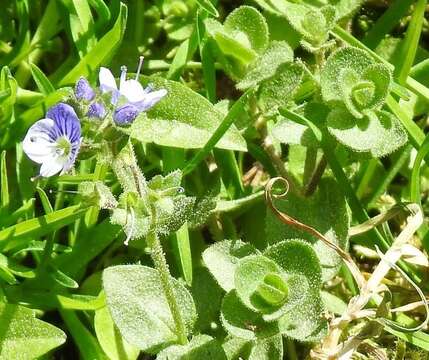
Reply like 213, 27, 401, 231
40, 157, 66, 177
23, 118, 57, 164
75, 77, 95, 101
120, 79, 146, 103
87, 102, 106, 119
99, 67, 117, 93
46, 103, 81, 143
134, 89, 168, 112
114, 104, 140, 125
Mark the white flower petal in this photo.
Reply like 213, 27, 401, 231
99, 67, 117, 93
39, 158, 65, 177
144, 89, 168, 103
23, 118, 57, 164
135, 89, 168, 111
120, 79, 146, 103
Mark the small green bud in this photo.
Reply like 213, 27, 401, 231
351, 81, 375, 110
251, 272, 289, 311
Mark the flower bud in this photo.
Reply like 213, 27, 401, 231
114, 104, 139, 125
87, 102, 106, 119
75, 77, 95, 101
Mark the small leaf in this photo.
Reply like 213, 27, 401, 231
258, 62, 304, 114
327, 107, 407, 157
202, 240, 258, 292
0, 302, 66, 359
234, 255, 293, 319
237, 41, 294, 90
103, 265, 196, 352
224, 6, 268, 55
321, 47, 374, 105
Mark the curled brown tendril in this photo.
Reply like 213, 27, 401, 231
265, 177, 365, 288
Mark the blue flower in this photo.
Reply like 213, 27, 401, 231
75, 77, 95, 101
23, 103, 82, 177
98, 57, 167, 125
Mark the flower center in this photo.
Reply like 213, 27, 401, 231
55, 136, 72, 158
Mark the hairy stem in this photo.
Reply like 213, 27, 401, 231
147, 230, 188, 345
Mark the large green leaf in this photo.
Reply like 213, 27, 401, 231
0, 302, 66, 359
128, 76, 247, 151
265, 177, 349, 281
103, 265, 196, 353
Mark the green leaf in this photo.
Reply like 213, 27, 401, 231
63, 0, 97, 58
202, 240, 258, 292
220, 291, 279, 341
237, 41, 293, 90
235, 255, 295, 320
191, 267, 223, 333
94, 306, 140, 360
249, 334, 283, 360
0, 205, 87, 251
58, 3, 127, 85
271, 116, 319, 148
0, 151, 9, 211
0, 302, 66, 359
128, 76, 246, 151
30, 63, 55, 95
321, 47, 380, 106
276, 289, 327, 342
195, 0, 219, 17
265, 177, 349, 281
103, 265, 196, 352
264, 240, 322, 291
223, 6, 269, 55
327, 107, 407, 157
157, 335, 227, 360
258, 62, 304, 114
205, 6, 268, 66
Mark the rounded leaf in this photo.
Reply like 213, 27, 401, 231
224, 6, 269, 55
264, 239, 322, 290
102, 265, 196, 352
321, 47, 374, 105
327, 107, 407, 157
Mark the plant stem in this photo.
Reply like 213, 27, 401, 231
304, 154, 327, 196
147, 230, 188, 345
286, 339, 299, 360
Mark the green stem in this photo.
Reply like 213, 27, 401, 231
304, 154, 327, 197
147, 230, 188, 345
303, 147, 317, 187
285, 338, 298, 360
